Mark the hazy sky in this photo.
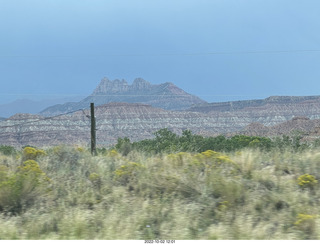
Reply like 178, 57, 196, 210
1, 0, 320, 104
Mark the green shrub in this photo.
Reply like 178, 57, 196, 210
0, 145, 17, 156
118, 129, 288, 154
89, 173, 102, 190
115, 137, 132, 156
46, 145, 83, 171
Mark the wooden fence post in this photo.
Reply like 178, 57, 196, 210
90, 103, 97, 156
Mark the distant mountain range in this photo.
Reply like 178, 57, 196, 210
187, 95, 320, 126
0, 96, 85, 118
2, 95, 320, 147
2, 77, 320, 147
40, 77, 206, 116
188, 95, 320, 113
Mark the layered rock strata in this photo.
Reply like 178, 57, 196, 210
3, 95, 320, 147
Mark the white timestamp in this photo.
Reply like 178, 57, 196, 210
144, 240, 175, 243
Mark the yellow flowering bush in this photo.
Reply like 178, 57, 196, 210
201, 150, 220, 158
217, 201, 229, 211
297, 174, 318, 189
76, 147, 85, 152
192, 150, 238, 172
109, 149, 119, 158
294, 214, 317, 236
114, 162, 144, 185
295, 213, 316, 225
18, 160, 50, 181
200, 150, 234, 164
23, 147, 46, 160
0, 160, 50, 213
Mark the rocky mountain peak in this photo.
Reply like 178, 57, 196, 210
131, 78, 151, 90
40, 77, 206, 116
92, 77, 129, 95
162, 82, 188, 95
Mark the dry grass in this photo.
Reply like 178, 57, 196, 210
1, 146, 320, 239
